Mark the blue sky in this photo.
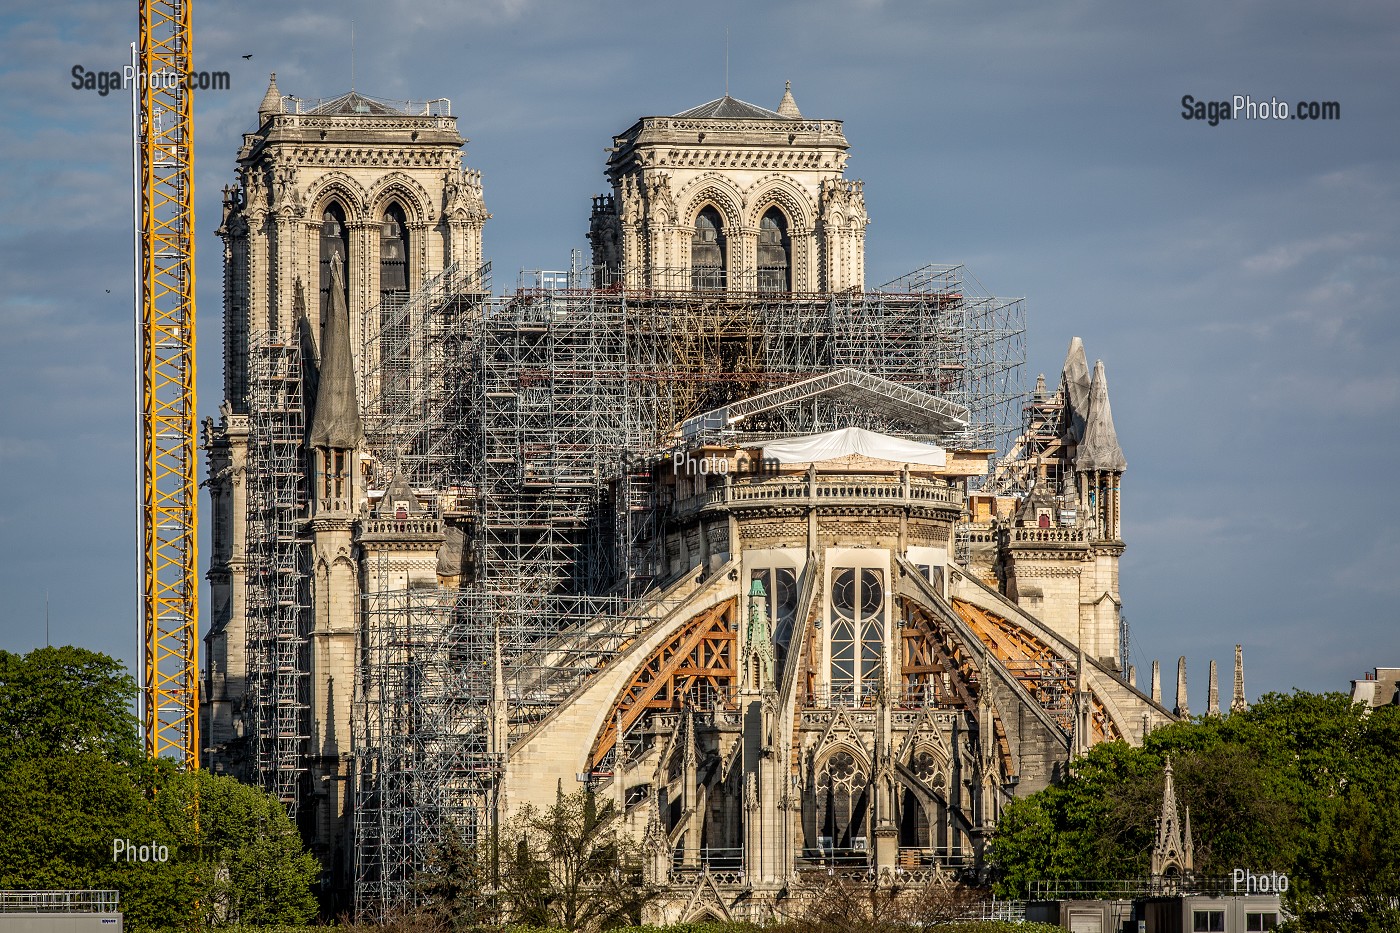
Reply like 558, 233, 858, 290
1, 0, 1397, 712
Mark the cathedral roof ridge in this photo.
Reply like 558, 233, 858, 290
673, 94, 793, 121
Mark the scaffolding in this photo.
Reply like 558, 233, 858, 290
360, 261, 492, 493
339, 262, 1025, 917
243, 332, 311, 815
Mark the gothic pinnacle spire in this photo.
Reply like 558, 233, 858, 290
776, 80, 802, 119
1152, 755, 1194, 879
1151, 659, 1161, 704
1077, 359, 1127, 472
1208, 659, 1221, 717
307, 254, 363, 451
1232, 644, 1249, 713
259, 73, 283, 121
1175, 657, 1190, 718
1060, 337, 1091, 443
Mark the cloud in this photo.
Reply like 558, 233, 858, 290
0, 437, 51, 462
1241, 232, 1367, 275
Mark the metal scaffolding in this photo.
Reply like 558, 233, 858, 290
243, 332, 311, 815
335, 262, 1025, 917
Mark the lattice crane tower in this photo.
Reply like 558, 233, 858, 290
134, 0, 199, 767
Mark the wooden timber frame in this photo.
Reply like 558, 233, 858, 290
589, 598, 738, 770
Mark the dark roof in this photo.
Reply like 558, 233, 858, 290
673, 95, 791, 120
307, 91, 406, 116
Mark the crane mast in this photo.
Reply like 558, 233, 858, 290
135, 0, 199, 767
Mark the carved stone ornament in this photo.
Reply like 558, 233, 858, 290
444, 169, 488, 222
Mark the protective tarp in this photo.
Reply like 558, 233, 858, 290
761, 426, 946, 467
1076, 359, 1127, 472
308, 255, 364, 450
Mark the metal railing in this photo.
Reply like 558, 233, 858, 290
0, 891, 120, 913
1028, 877, 1250, 899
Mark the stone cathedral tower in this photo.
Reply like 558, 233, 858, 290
203, 75, 488, 879
588, 84, 868, 291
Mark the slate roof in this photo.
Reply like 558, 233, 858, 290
307, 91, 406, 116
673, 95, 791, 120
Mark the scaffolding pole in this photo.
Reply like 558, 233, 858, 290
243, 332, 311, 814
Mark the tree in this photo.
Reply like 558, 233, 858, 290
0, 646, 141, 764
153, 767, 321, 926
0, 753, 191, 931
495, 787, 653, 932
986, 690, 1400, 916
0, 647, 319, 930
417, 828, 496, 932
1285, 772, 1400, 931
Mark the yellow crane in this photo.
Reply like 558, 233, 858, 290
134, 0, 199, 768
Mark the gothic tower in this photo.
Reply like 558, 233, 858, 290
588, 83, 867, 291
998, 338, 1127, 669
203, 76, 488, 886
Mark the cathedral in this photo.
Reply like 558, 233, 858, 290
202, 76, 1180, 921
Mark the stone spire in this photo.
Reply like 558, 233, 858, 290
1072, 646, 1093, 758
742, 578, 775, 689
1174, 656, 1190, 718
1232, 644, 1249, 713
1076, 360, 1127, 472
259, 73, 283, 121
776, 80, 802, 119
1151, 756, 1194, 879
1207, 659, 1221, 717
1151, 659, 1161, 703
308, 254, 363, 450
1060, 337, 1091, 443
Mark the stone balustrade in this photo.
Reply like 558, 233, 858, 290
677, 475, 963, 516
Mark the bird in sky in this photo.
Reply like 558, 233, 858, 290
242, 54, 253, 60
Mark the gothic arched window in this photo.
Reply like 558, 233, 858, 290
691, 206, 726, 290
829, 568, 886, 705
379, 203, 409, 299
757, 207, 791, 292
378, 204, 410, 395
815, 748, 869, 857
319, 201, 350, 316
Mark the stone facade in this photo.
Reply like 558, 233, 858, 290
203, 77, 485, 879
589, 90, 866, 292
204, 80, 1175, 917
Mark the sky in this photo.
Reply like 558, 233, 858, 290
1, 0, 1397, 713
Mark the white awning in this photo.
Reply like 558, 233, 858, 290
761, 426, 946, 467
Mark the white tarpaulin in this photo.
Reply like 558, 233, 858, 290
761, 426, 946, 467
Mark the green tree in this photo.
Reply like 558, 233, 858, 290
0, 646, 141, 763
0, 647, 319, 930
496, 787, 652, 932
417, 828, 496, 931
153, 767, 321, 926
0, 753, 190, 931
987, 690, 1400, 913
